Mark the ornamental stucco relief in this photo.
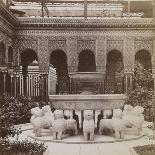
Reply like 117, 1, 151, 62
77, 40, 96, 53
107, 40, 124, 53
134, 40, 153, 54
49, 40, 66, 54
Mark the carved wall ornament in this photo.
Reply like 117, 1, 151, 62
134, 40, 153, 55
77, 40, 96, 54
49, 40, 67, 54
13, 39, 38, 65
107, 40, 124, 53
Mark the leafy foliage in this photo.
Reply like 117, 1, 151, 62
126, 63, 154, 121
0, 94, 38, 138
134, 144, 155, 155
0, 138, 47, 155
0, 94, 47, 154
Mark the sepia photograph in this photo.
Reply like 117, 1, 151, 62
0, 0, 155, 155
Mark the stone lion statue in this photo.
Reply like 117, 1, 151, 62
30, 105, 54, 137
52, 109, 66, 140
99, 118, 125, 139
83, 110, 95, 141
122, 105, 144, 135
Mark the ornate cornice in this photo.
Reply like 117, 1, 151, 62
17, 17, 155, 29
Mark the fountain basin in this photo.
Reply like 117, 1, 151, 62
49, 94, 127, 110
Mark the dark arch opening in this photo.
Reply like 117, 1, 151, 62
8, 46, 13, 65
20, 49, 38, 96
78, 50, 96, 72
21, 49, 38, 75
135, 50, 151, 69
50, 50, 69, 94
105, 50, 124, 94
0, 42, 6, 65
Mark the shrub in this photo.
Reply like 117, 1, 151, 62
0, 94, 38, 125
0, 138, 47, 155
0, 94, 47, 155
126, 63, 154, 121
134, 144, 155, 155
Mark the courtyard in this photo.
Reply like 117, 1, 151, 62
0, 0, 155, 155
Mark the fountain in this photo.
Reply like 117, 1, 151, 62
49, 72, 126, 111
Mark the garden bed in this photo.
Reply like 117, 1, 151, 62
132, 144, 155, 155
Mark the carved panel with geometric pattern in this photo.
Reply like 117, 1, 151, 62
134, 40, 153, 54
49, 40, 66, 54
66, 37, 78, 72
107, 40, 124, 53
77, 40, 96, 54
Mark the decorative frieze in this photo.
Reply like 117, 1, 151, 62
14, 39, 38, 53
134, 40, 153, 54
77, 40, 96, 53
49, 40, 66, 53
16, 29, 153, 38
107, 40, 124, 53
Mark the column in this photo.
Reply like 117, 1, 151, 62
10, 74, 13, 96
124, 68, 134, 94
3, 71, 6, 93
67, 37, 78, 94
38, 37, 49, 101
39, 73, 48, 102
124, 37, 135, 94
96, 36, 106, 93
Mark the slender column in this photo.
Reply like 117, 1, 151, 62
39, 73, 48, 102
14, 75, 16, 97
3, 72, 6, 93
10, 75, 13, 96
124, 68, 134, 94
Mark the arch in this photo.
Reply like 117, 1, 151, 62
135, 50, 152, 69
0, 42, 6, 65
50, 49, 69, 94
20, 49, 38, 96
20, 48, 38, 66
8, 46, 13, 64
105, 50, 124, 94
78, 50, 96, 72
